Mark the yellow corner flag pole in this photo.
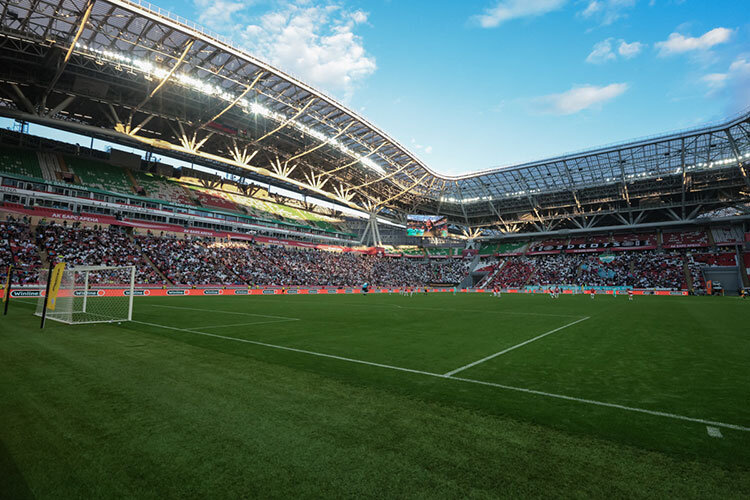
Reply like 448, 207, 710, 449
46, 263, 66, 311
40, 262, 65, 329
2, 265, 12, 316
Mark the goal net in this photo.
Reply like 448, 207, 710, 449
35, 265, 135, 324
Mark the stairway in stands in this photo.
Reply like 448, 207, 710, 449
124, 168, 142, 194
32, 224, 50, 270
682, 257, 694, 292
524, 266, 536, 287
127, 232, 173, 286
477, 260, 505, 288
36, 152, 62, 182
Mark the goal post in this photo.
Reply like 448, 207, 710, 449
35, 264, 136, 325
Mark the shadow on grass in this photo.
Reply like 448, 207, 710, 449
0, 437, 34, 499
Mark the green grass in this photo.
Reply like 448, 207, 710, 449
1, 293, 749, 497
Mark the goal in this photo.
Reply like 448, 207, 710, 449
35, 265, 135, 324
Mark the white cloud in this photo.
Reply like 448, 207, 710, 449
350, 10, 368, 24
618, 40, 643, 58
701, 57, 750, 109
702, 57, 750, 91
586, 38, 643, 63
194, 0, 246, 30
193, 1, 376, 98
702, 72, 729, 90
581, 1, 601, 17
410, 138, 433, 155
580, 0, 636, 25
655, 27, 733, 56
537, 83, 629, 114
241, 4, 375, 98
586, 39, 616, 64
473, 0, 567, 28
729, 58, 750, 74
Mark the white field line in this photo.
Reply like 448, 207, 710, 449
132, 320, 438, 377
445, 375, 750, 433
444, 316, 591, 377
193, 319, 299, 330
145, 303, 299, 320
130, 319, 750, 433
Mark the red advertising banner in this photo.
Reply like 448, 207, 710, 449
2, 286, 688, 299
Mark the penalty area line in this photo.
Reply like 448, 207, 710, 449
192, 318, 300, 330
129, 320, 750, 433
131, 320, 438, 378
444, 316, 591, 377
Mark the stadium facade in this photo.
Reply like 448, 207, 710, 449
0, 0, 749, 244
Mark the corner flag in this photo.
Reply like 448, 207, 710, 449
2, 265, 10, 303
47, 263, 66, 311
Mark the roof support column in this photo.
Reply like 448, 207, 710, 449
10, 84, 36, 114
322, 140, 387, 179
252, 98, 315, 144
680, 137, 687, 218
725, 129, 750, 189
194, 71, 265, 135
44, 95, 75, 118
128, 38, 195, 129
287, 121, 355, 165
41, 0, 94, 110
360, 210, 382, 247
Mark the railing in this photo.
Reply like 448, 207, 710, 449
122, 0, 235, 48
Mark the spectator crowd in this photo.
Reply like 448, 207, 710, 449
38, 222, 162, 284
0, 216, 741, 292
1, 217, 41, 284
133, 237, 470, 287
486, 250, 705, 291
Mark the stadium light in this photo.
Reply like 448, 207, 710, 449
74, 43, 386, 176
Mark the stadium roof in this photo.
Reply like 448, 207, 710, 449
0, 0, 749, 234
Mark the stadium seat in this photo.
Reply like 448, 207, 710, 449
65, 157, 135, 195
0, 147, 45, 181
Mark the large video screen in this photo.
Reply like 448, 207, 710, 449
407, 215, 448, 238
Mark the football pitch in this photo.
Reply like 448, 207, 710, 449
2, 292, 749, 497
